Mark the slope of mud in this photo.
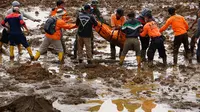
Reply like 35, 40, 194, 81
0, 95, 60, 112
7, 63, 56, 83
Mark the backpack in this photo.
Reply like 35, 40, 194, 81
44, 17, 57, 35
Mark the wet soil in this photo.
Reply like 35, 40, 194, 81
0, 95, 60, 112
6, 63, 56, 83
56, 84, 97, 105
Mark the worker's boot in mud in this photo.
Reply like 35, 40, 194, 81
197, 55, 200, 63
34, 51, 41, 61
141, 50, 146, 62
187, 53, 192, 64
18, 44, 23, 55
148, 60, 153, 67
136, 56, 141, 67
87, 60, 93, 64
10, 46, 14, 61
173, 53, 178, 66
58, 52, 64, 64
0, 42, 3, 53
162, 57, 167, 66
26, 47, 34, 60
119, 56, 125, 66
78, 59, 83, 63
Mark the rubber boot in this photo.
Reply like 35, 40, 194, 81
34, 51, 41, 60
87, 60, 93, 64
197, 55, 200, 63
136, 56, 141, 67
18, 44, 23, 55
10, 46, 14, 60
148, 60, 153, 67
162, 57, 167, 66
26, 47, 34, 60
173, 55, 178, 66
141, 50, 146, 62
0, 42, 3, 53
186, 53, 192, 64
58, 52, 64, 63
119, 56, 125, 66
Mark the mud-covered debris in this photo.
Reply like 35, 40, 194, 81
0, 95, 60, 112
7, 63, 56, 83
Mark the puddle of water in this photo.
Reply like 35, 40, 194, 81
124, 82, 158, 96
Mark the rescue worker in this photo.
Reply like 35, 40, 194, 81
76, 4, 97, 64
1, 7, 34, 61
109, 8, 126, 60
50, 0, 70, 22
34, 8, 76, 63
50, 0, 71, 54
0, 1, 40, 55
72, 0, 105, 59
137, 8, 152, 61
160, 7, 191, 65
140, 13, 167, 66
91, 0, 105, 23
119, 12, 142, 67
194, 10, 200, 63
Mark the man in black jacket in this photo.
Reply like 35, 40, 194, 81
76, 4, 97, 64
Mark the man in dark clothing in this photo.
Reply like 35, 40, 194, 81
120, 12, 142, 67
76, 4, 97, 64
137, 8, 152, 62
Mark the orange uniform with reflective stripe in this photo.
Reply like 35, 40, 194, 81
111, 14, 126, 27
140, 21, 161, 38
45, 19, 76, 40
160, 15, 189, 36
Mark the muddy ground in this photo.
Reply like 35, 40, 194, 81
0, 0, 200, 112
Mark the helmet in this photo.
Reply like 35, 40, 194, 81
12, 1, 20, 7
141, 8, 152, 17
91, 0, 98, 5
116, 8, 124, 16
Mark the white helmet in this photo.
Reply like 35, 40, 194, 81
12, 1, 20, 7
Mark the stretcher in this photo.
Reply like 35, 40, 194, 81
94, 21, 126, 48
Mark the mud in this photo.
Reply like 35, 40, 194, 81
0, 95, 60, 112
56, 84, 97, 105
6, 63, 56, 83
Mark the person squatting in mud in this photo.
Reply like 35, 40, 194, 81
76, 4, 98, 64
0, 1, 40, 55
160, 7, 191, 65
34, 8, 76, 63
1, 7, 34, 61
140, 13, 167, 66
119, 12, 142, 67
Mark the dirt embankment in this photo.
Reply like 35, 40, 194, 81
0, 95, 60, 112
6, 63, 57, 83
